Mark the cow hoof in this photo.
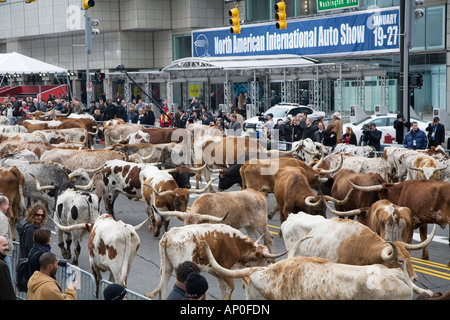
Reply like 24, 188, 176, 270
61, 250, 71, 259
421, 254, 429, 260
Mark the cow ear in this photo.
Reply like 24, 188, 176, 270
85, 223, 94, 232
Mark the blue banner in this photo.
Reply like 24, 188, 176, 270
192, 7, 399, 58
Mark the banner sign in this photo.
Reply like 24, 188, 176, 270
317, 0, 360, 12
192, 7, 399, 58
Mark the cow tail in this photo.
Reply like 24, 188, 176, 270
144, 237, 167, 299
118, 227, 133, 286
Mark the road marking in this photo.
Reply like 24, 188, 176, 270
413, 232, 449, 245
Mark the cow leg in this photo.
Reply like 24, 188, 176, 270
209, 272, 234, 300
72, 237, 81, 266
91, 264, 102, 297
146, 205, 162, 237
419, 224, 430, 260
195, 171, 202, 189
58, 230, 71, 259
204, 168, 215, 193
268, 205, 278, 220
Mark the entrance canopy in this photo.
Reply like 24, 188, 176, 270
0, 52, 67, 75
162, 54, 387, 82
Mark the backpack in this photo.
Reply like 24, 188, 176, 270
15, 249, 42, 292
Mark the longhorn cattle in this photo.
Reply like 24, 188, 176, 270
0, 125, 27, 133
333, 143, 377, 157
0, 140, 55, 159
155, 188, 274, 252
192, 135, 274, 192
274, 166, 326, 225
348, 179, 450, 259
204, 242, 414, 300
317, 168, 386, 212
110, 127, 189, 145
317, 152, 390, 181
290, 138, 325, 163
34, 127, 91, 147
101, 160, 201, 217
1, 159, 91, 210
0, 166, 26, 239
326, 199, 413, 243
108, 142, 190, 167
34, 175, 99, 265
144, 223, 285, 300
50, 213, 147, 296
239, 154, 343, 194
281, 212, 435, 296
40, 148, 127, 171
407, 154, 443, 181
103, 123, 145, 146
141, 166, 215, 237
383, 146, 444, 181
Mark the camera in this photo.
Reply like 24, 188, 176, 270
58, 259, 68, 268
362, 124, 370, 135
258, 115, 267, 121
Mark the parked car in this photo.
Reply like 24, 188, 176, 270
243, 103, 325, 132
343, 113, 429, 145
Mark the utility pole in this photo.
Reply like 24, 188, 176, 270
83, 3, 99, 105
400, 0, 425, 125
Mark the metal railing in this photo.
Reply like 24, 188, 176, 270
11, 242, 150, 300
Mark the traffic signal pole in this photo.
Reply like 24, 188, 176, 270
400, 0, 410, 125
85, 9, 92, 104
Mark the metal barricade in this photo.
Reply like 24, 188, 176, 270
12, 241, 95, 300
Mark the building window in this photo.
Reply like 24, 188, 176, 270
173, 35, 192, 60
411, 5, 445, 51
246, 0, 297, 22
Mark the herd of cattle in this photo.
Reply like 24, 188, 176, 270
1, 109, 449, 300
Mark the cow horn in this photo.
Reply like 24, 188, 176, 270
323, 188, 353, 206
312, 150, 325, 169
381, 241, 398, 262
402, 224, 436, 250
200, 211, 229, 223
287, 236, 313, 259
305, 195, 322, 207
83, 165, 105, 174
206, 165, 223, 173
188, 177, 218, 194
316, 153, 343, 175
74, 172, 97, 190
409, 166, 424, 172
262, 248, 288, 259
347, 180, 384, 192
189, 163, 207, 172
144, 183, 175, 197
154, 209, 185, 219
31, 174, 55, 191
48, 215, 87, 232
140, 150, 156, 161
203, 241, 252, 279
325, 202, 362, 217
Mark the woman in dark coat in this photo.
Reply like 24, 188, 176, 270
28, 228, 52, 276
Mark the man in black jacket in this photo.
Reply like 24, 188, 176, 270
362, 123, 382, 151
393, 114, 411, 144
101, 99, 116, 121
426, 116, 445, 148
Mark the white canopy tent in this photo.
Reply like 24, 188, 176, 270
0, 52, 67, 75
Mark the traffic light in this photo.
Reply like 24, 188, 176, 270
275, 1, 287, 29
82, 0, 95, 9
25, 0, 37, 3
229, 5, 240, 34
0, 0, 6, 3
94, 72, 105, 81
